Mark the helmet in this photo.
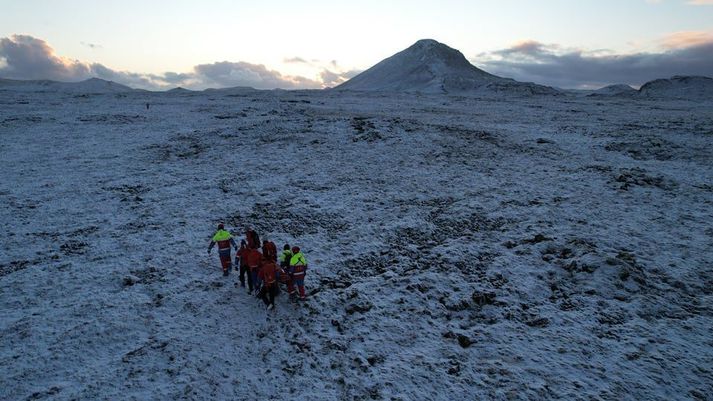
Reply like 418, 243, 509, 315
283, 244, 290, 250
217, 223, 224, 230
291, 246, 300, 254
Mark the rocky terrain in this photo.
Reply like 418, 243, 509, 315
1, 78, 712, 400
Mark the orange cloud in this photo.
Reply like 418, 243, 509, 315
661, 30, 713, 49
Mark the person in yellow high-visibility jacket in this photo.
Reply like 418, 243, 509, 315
288, 246, 308, 300
208, 223, 237, 276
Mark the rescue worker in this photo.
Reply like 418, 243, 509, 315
289, 246, 308, 300
262, 239, 277, 262
258, 256, 278, 310
245, 246, 263, 295
246, 227, 260, 249
278, 244, 293, 293
235, 240, 250, 288
207, 223, 237, 276
278, 244, 292, 269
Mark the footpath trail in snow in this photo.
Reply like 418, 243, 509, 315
1, 89, 712, 400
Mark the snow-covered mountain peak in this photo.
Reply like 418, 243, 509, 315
400, 39, 481, 70
413, 38, 440, 46
336, 39, 557, 95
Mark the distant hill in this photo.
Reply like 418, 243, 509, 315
204, 86, 256, 93
166, 87, 194, 94
637, 76, 713, 100
588, 84, 637, 97
335, 39, 558, 95
0, 77, 134, 93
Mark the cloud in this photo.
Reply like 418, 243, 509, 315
475, 37, 713, 88
0, 35, 91, 81
318, 68, 363, 88
650, 0, 713, 4
81, 41, 102, 49
0, 34, 166, 88
0, 34, 339, 90
320, 69, 345, 87
192, 61, 321, 89
662, 30, 713, 48
160, 71, 194, 84
284, 56, 308, 64
497, 40, 548, 56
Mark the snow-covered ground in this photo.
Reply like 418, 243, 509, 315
1, 88, 712, 400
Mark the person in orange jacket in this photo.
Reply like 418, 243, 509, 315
258, 257, 278, 310
207, 223, 237, 276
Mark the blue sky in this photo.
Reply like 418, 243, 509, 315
1, 0, 712, 89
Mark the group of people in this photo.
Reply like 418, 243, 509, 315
207, 223, 308, 310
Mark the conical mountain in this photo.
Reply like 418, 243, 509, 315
337, 39, 496, 92
336, 39, 557, 95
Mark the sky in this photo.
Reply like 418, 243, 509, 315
0, 0, 712, 89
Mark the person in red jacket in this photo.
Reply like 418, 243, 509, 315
262, 239, 277, 262
246, 227, 260, 249
245, 247, 263, 295
235, 240, 250, 288
207, 223, 237, 276
258, 257, 278, 310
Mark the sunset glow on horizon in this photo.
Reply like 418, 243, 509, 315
1, 0, 712, 89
